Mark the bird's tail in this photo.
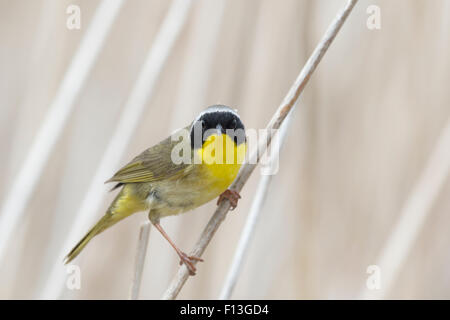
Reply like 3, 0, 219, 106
64, 214, 113, 264
64, 186, 146, 264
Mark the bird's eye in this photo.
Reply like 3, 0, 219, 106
231, 118, 237, 129
201, 120, 206, 129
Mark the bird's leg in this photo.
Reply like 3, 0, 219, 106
151, 221, 203, 276
217, 189, 241, 210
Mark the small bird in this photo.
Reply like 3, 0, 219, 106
65, 105, 246, 275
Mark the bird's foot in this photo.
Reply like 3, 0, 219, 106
178, 251, 203, 276
217, 189, 241, 210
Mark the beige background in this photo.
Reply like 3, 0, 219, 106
0, 0, 449, 299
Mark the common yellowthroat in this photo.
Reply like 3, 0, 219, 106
65, 105, 246, 275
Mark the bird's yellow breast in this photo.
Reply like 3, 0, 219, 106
196, 133, 246, 192
144, 133, 247, 218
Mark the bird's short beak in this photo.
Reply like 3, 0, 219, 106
216, 124, 223, 135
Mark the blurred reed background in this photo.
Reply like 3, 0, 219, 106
0, 0, 449, 299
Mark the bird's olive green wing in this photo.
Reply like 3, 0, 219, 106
105, 131, 192, 185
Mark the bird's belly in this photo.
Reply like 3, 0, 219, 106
149, 162, 241, 218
